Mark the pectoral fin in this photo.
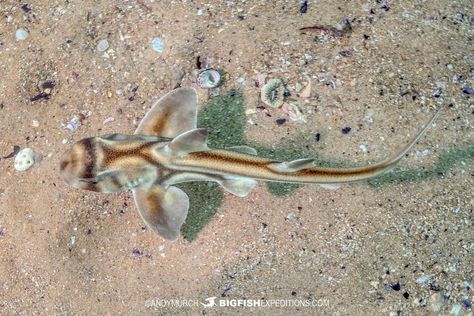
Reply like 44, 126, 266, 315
134, 87, 198, 138
133, 185, 189, 241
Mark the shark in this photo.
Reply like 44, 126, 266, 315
60, 87, 441, 241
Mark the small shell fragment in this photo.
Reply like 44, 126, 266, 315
300, 77, 312, 98
96, 39, 109, 52
16, 28, 29, 41
261, 79, 286, 108
151, 37, 165, 53
197, 68, 222, 89
282, 101, 306, 122
14, 148, 36, 171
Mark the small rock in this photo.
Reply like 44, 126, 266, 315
276, 118, 286, 125
15, 28, 29, 41
462, 86, 473, 95
102, 117, 115, 124
416, 275, 431, 284
300, 0, 308, 13
359, 144, 368, 153
339, 50, 353, 57
151, 37, 165, 53
447, 64, 454, 71
450, 304, 462, 316
429, 293, 446, 313
286, 212, 295, 221
342, 127, 351, 134
132, 247, 142, 257
14, 148, 36, 171
390, 282, 401, 291
96, 39, 109, 52
433, 88, 442, 98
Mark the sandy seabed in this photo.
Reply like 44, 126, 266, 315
0, 0, 472, 315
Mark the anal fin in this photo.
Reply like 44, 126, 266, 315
133, 185, 189, 241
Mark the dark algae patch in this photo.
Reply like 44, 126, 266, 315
180, 90, 245, 241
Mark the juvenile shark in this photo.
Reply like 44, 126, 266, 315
60, 87, 441, 241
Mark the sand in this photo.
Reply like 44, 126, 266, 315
0, 0, 472, 315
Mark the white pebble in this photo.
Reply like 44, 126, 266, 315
416, 274, 431, 284
450, 304, 462, 316
96, 39, 109, 52
359, 144, 368, 153
15, 28, 29, 41
14, 148, 36, 171
151, 37, 165, 53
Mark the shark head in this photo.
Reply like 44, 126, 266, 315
60, 137, 101, 191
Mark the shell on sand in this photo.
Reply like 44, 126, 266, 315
261, 79, 285, 108
197, 68, 222, 89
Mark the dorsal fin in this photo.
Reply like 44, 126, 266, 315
134, 87, 198, 138
166, 128, 209, 157
268, 158, 315, 173
226, 145, 258, 155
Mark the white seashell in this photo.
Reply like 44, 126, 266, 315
197, 69, 221, 89
14, 148, 36, 171
16, 28, 29, 41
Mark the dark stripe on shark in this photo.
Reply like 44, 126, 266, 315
187, 150, 385, 179
80, 138, 97, 179
101, 142, 160, 167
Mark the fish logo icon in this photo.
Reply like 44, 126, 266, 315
201, 297, 217, 308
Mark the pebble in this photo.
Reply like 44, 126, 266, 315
96, 39, 110, 52
342, 127, 351, 134
433, 88, 442, 98
103, 117, 115, 124
450, 304, 462, 316
447, 64, 454, 71
429, 292, 446, 313
151, 37, 165, 53
276, 118, 286, 125
462, 86, 473, 95
14, 148, 36, 171
416, 274, 431, 284
286, 212, 296, 221
15, 28, 29, 41
359, 144, 368, 153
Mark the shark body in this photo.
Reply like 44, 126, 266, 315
60, 87, 440, 241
